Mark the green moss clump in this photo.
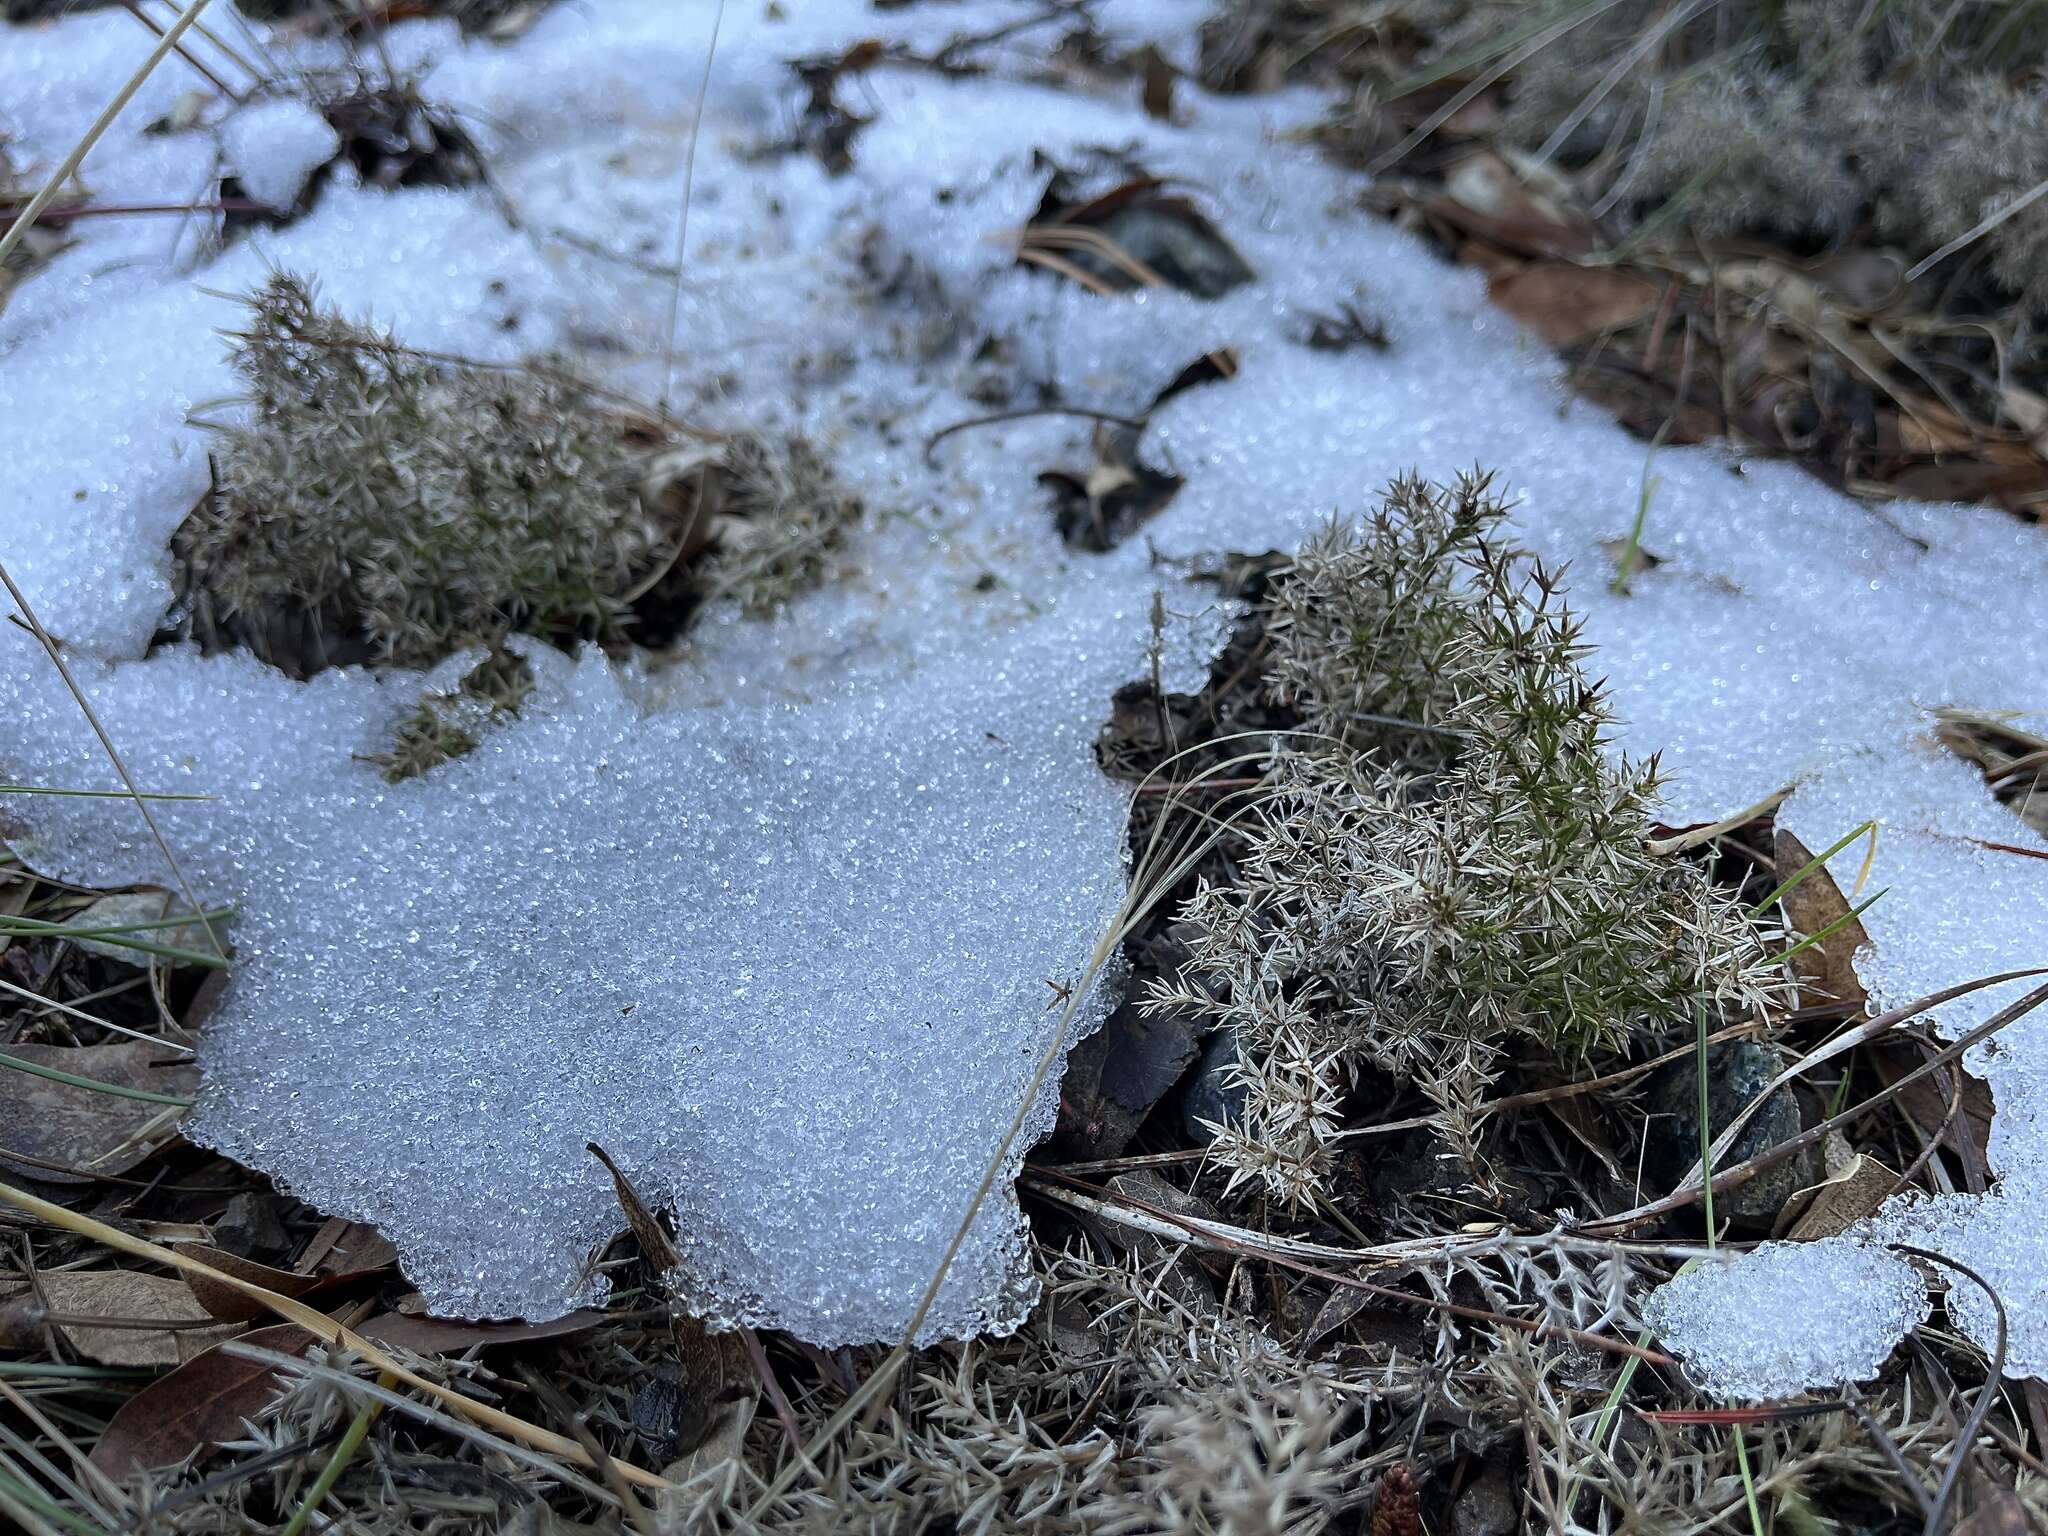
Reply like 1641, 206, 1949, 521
367, 648, 536, 783
172, 274, 669, 676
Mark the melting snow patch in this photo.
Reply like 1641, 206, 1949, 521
220, 97, 341, 213
2, 0, 2046, 1350
1645, 1242, 1931, 1401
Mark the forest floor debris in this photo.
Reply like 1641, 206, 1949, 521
1, 1, 2047, 1532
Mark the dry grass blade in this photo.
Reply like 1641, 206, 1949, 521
1672, 966, 2048, 1196
1026, 1170, 1676, 1364
1594, 972, 2048, 1231
0, 0, 215, 273
0, 561, 225, 962
660, 0, 726, 413
0, 1179, 672, 1492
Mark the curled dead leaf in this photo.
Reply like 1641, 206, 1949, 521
1488, 263, 1662, 348
35, 1269, 239, 1368
1778, 1142, 1899, 1240
0, 1041, 197, 1184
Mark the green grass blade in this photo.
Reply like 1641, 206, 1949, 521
1748, 820, 1878, 918
1775, 890, 1888, 966
0, 910, 233, 970
0, 1051, 193, 1107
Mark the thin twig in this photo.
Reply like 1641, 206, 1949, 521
1892, 1245, 2007, 1536
1590, 974, 2048, 1232
661, 0, 725, 415
925, 405, 1147, 463
0, 0, 217, 274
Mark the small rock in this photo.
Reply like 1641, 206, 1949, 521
1177, 1026, 1246, 1144
1644, 1040, 1820, 1230
213, 1192, 290, 1261
630, 1364, 688, 1463
1050, 1002, 1198, 1160
1451, 1462, 1517, 1536
67, 890, 212, 969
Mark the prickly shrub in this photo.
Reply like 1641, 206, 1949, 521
1263, 470, 1507, 757
1153, 472, 1782, 1203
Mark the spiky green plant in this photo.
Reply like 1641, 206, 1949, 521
1151, 471, 1782, 1203
1263, 470, 1507, 756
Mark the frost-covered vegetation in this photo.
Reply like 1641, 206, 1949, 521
173, 274, 670, 672
3, 0, 2048, 1531
1156, 474, 1781, 1203
1209, 0, 2048, 306
171, 274, 862, 685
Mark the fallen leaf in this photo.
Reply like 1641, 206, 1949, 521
90, 1323, 312, 1475
171, 1245, 323, 1323
1952, 1487, 2032, 1536
589, 1141, 681, 1272
293, 1216, 399, 1278
1773, 830, 1869, 1010
1040, 424, 1184, 552
1489, 263, 1663, 347
1780, 1146, 1899, 1240
37, 1270, 239, 1367
359, 1308, 606, 1355
1025, 156, 1255, 297
1883, 1045, 1996, 1186
0, 1041, 197, 1184
1427, 151, 1593, 258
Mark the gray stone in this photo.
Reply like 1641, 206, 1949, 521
1177, 1027, 1247, 1144
1644, 1039, 1820, 1230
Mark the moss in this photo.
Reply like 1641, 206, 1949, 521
171, 274, 671, 676
367, 648, 536, 783
170, 274, 864, 685
696, 434, 865, 615
1207, 0, 2048, 309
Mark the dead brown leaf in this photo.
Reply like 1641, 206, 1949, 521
294, 1216, 399, 1278
1424, 151, 1593, 259
1779, 1145, 1898, 1240
1773, 830, 1869, 1010
36, 1269, 239, 1367
1952, 1487, 2035, 1536
1883, 1045, 1996, 1187
589, 1141, 680, 1273
89, 1322, 312, 1475
1489, 263, 1664, 348
1136, 44, 1177, 121
0, 1041, 198, 1184
172, 1245, 324, 1323
360, 1307, 606, 1356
